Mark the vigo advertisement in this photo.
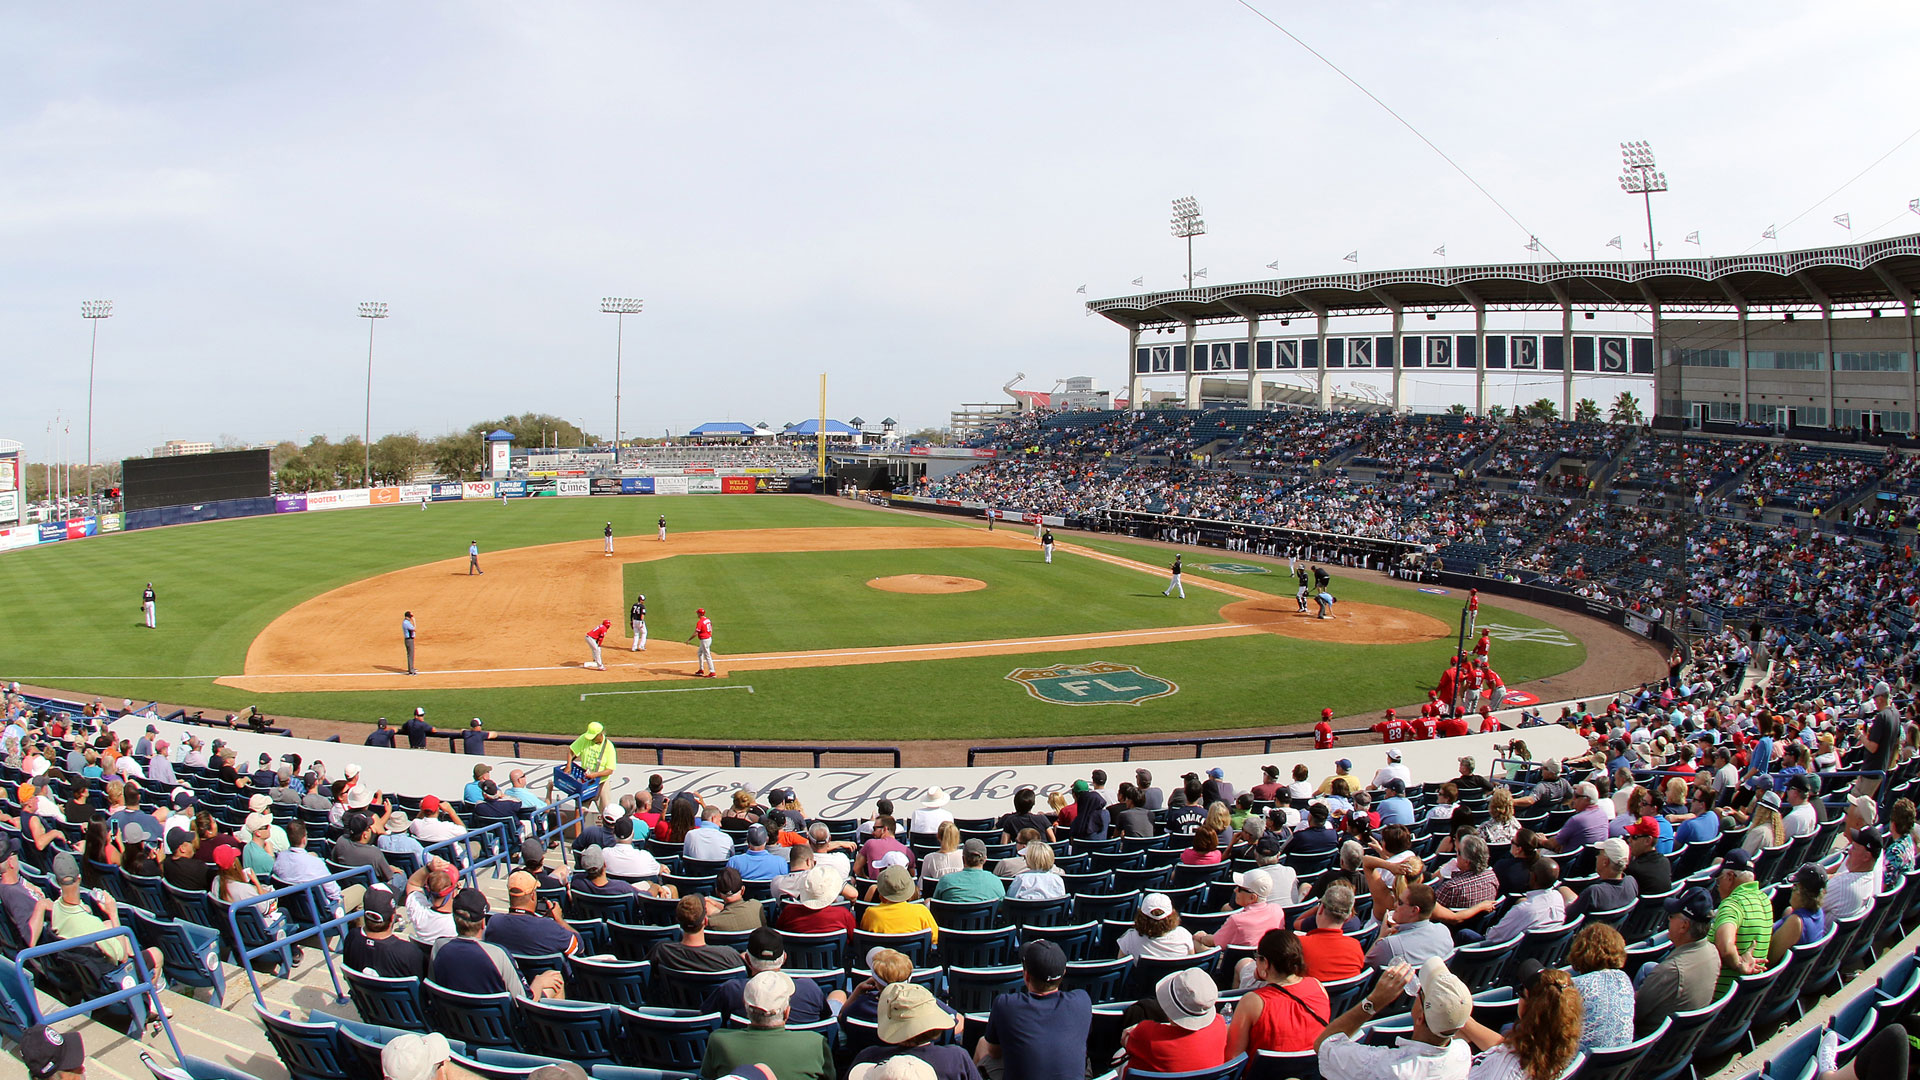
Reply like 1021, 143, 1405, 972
462, 481, 495, 500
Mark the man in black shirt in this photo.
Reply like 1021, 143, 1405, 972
1285, 804, 1340, 855
1624, 819, 1673, 895
162, 827, 214, 891
995, 789, 1055, 844
462, 717, 490, 756
399, 707, 433, 749
365, 717, 395, 748
343, 885, 426, 978
1861, 681, 1899, 797
648, 894, 747, 975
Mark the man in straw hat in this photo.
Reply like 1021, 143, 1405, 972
1316, 958, 1473, 1079
850, 980, 982, 1077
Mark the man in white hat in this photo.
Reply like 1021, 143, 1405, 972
1193, 868, 1286, 959
698, 970, 834, 1080
1316, 958, 1473, 1079
381, 1031, 452, 1080
908, 788, 953, 838
1372, 748, 1411, 791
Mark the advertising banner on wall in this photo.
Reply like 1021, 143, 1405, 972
620, 478, 653, 495
399, 484, 434, 502
0, 491, 16, 526
557, 478, 590, 497
489, 440, 511, 478
590, 478, 623, 495
720, 476, 756, 493
0, 525, 39, 551
274, 495, 308, 513
687, 476, 721, 494
306, 489, 372, 511
38, 523, 65, 544
496, 479, 527, 498
755, 477, 792, 493
462, 481, 495, 500
98, 513, 123, 533
524, 478, 557, 497
370, 487, 400, 505
64, 517, 97, 540
653, 476, 689, 495
433, 483, 466, 501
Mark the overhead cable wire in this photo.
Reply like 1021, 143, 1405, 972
1740, 122, 1920, 252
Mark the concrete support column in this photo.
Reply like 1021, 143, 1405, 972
1316, 314, 1331, 411
1183, 322, 1200, 408
1560, 302, 1574, 418
1126, 326, 1142, 409
1823, 304, 1836, 427
1908, 302, 1918, 431
1737, 310, 1749, 420
1390, 309, 1405, 413
1246, 313, 1262, 409
1473, 305, 1488, 416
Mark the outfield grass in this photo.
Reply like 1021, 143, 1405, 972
0, 498, 1586, 740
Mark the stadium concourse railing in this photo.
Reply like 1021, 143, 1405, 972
16, 926, 186, 1060
424, 729, 904, 768
227, 865, 374, 1011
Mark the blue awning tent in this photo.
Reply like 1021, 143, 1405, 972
688, 421, 757, 436
784, 419, 861, 435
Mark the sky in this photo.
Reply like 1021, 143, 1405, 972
4, 1, 1919, 461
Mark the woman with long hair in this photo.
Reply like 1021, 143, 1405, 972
1884, 799, 1916, 890
1739, 792, 1788, 855
1116, 891, 1197, 959
663, 797, 699, 843
721, 789, 760, 825
1458, 963, 1583, 1080
1492, 829, 1545, 895
82, 816, 120, 887
1769, 864, 1830, 965
1481, 787, 1519, 848
918, 820, 964, 889
210, 845, 292, 945
1224, 928, 1329, 1056
1567, 923, 1633, 1050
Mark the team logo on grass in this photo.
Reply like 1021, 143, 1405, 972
1500, 690, 1542, 707
1006, 661, 1178, 706
1202, 563, 1270, 575
1417, 587, 1451, 595
1478, 622, 1579, 648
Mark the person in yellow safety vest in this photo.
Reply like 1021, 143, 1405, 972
566, 721, 618, 814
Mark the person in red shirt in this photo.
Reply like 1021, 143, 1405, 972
1297, 882, 1365, 982
1435, 662, 1458, 707
690, 608, 717, 677
1313, 708, 1338, 750
1411, 710, 1438, 740
1436, 711, 1470, 738
1370, 709, 1411, 743
1478, 708, 1502, 734
1484, 665, 1507, 710
1473, 630, 1491, 663
584, 619, 611, 670
1124, 968, 1229, 1074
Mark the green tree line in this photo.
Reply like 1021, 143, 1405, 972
271, 414, 602, 492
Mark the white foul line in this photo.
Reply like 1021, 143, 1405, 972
579, 685, 755, 700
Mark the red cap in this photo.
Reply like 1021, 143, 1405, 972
1385, 708, 1396, 717
421, 795, 441, 814
1322, 708, 1333, 719
1623, 816, 1660, 838
697, 608, 706, 615
213, 845, 238, 870
600, 619, 611, 628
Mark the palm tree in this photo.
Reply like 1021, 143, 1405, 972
1609, 392, 1644, 425
1446, 403, 1469, 416
1573, 398, 1602, 423
1486, 405, 1509, 423
1523, 398, 1559, 421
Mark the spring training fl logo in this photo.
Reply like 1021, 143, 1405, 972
1006, 661, 1178, 706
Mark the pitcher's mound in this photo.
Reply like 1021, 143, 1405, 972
868, 574, 987, 594
1219, 597, 1450, 645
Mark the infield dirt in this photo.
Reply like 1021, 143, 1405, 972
218, 526, 1452, 693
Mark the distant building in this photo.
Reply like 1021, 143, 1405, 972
151, 440, 215, 457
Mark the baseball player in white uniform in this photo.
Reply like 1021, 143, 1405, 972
629, 594, 648, 651
604, 521, 615, 556
657, 515, 668, 541
1042, 529, 1055, 564
1163, 555, 1184, 598
142, 583, 157, 628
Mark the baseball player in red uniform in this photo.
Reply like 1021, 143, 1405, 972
1436, 660, 1459, 706
1436, 710, 1471, 738
1479, 708, 1502, 734
1313, 708, 1338, 749
1411, 709, 1439, 740
1473, 630, 1491, 664
1370, 708, 1412, 743
1466, 588, 1479, 633
689, 608, 716, 677
584, 620, 611, 670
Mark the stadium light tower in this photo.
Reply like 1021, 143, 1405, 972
358, 302, 388, 487
1619, 141, 1670, 261
79, 300, 112, 501
1170, 196, 1206, 286
601, 297, 643, 454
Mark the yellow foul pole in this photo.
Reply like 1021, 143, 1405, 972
817, 373, 827, 480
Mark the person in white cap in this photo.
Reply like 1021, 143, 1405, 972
1372, 748, 1411, 790
1123, 968, 1225, 1073
381, 1031, 452, 1080
908, 788, 954, 838
1315, 958, 1473, 1079
1193, 868, 1287, 958
698, 970, 834, 1080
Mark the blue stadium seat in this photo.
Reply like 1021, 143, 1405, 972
647, 965, 746, 1010
517, 997, 621, 1065
344, 968, 427, 1030
939, 926, 1019, 969
1637, 986, 1732, 1080
1247, 1049, 1320, 1080
777, 929, 847, 970
1020, 920, 1101, 962
253, 1005, 353, 1080
946, 964, 1027, 1013
1572, 1018, 1668, 1080
616, 1007, 721, 1072
569, 955, 651, 1010
423, 980, 518, 1050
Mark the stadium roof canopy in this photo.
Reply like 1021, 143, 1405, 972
688, 421, 755, 436
784, 419, 861, 435
1088, 233, 1920, 331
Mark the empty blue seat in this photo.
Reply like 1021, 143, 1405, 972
569, 956, 651, 1010
946, 964, 1027, 1013
849, 929, 934, 967
1020, 920, 1101, 962
777, 930, 847, 970
940, 926, 1019, 969
344, 968, 426, 1030
928, 898, 1000, 931
128, 905, 225, 1008
648, 965, 746, 1010
253, 1005, 353, 1080
517, 997, 621, 1065
424, 980, 518, 1050
140, 1049, 272, 1080
1572, 1018, 1668, 1080
616, 1007, 721, 1072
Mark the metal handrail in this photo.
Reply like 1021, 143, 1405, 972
968, 728, 1369, 767
421, 820, 517, 888
227, 864, 375, 1010
17, 926, 185, 1060
430, 731, 903, 768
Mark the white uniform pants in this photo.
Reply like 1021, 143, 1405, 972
658, 526, 666, 541
605, 536, 614, 553
586, 636, 603, 668
1043, 543, 1053, 563
1164, 573, 1184, 598
696, 638, 714, 672
144, 601, 156, 628
631, 619, 647, 650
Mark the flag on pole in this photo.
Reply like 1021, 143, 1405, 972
1194, 267, 1207, 280
1131, 276, 1144, 287
1606, 236, 1622, 250
1834, 213, 1852, 230
1265, 260, 1279, 270
1763, 225, 1777, 239
1909, 198, 1920, 215
1075, 285, 1086, 294
1433, 244, 1446, 257
1342, 251, 1358, 263
1684, 231, 1700, 245
1525, 236, 1541, 251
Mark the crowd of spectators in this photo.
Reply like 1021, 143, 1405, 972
1612, 433, 1762, 499
1480, 422, 1627, 480
1737, 445, 1889, 513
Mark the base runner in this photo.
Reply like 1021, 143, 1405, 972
629, 594, 648, 651
584, 619, 611, 670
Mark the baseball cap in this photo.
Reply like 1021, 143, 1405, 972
1849, 795, 1879, 826
507, 871, 540, 897
19, 1025, 83, 1079
1851, 828, 1886, 857
1597, 838, 1630, 867
418, 795, 441, 814
1385, 748, 1402, 762
214, 846, 239, 870
1875, 681, 1892, 696
1758, 789, 1783, 811
714, 867, 745, 896
1071, 779, 1090, 793
248, 793, 273, 814
875, 981, 947, 1044
1417, 957, 1473, 1035
1021, 939, 1067, 983
362, 884, 398, 925
1383, 778, 1406, 794
697, 608, 706, 615
172, 788, 196, 809
745, 824, 769, 847
521, 838, 546, 867
51, 853, 80, 887
382, 1032, 452, 1080
1322, 707, 1334, 719
245, 812, 273, 834
586, 722, 604, 736
1232, 868, 1273, 901
1717, 848, 1754, 873
1207, 768, 1225, 779
745, 926, 786, 965
579, 845, 607, 873
1336, 758, 1352, 770
452, 888, 489, 919
1510, 957, 1547, 995
167, 827, 193, 852
1665, 886, 1717, 923
1139, 892, 1174, 919
1623, 816, 1660, 839
121, 822, 150, 846
1155, 968, 1218, 1031
741, 970, 794, 1014
413, 706, 425, 716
